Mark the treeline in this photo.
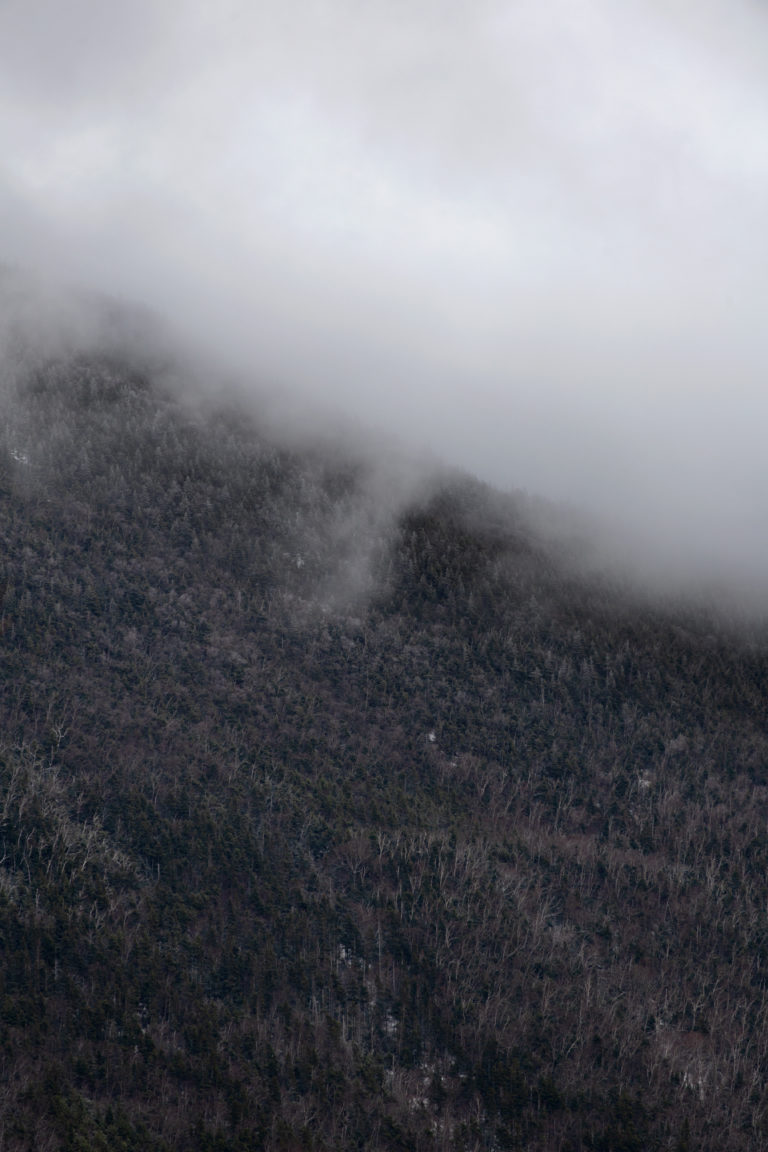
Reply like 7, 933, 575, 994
0, 353, 767, 1148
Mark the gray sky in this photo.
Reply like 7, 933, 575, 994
2, 0, 768, 592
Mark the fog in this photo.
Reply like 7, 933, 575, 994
2, 0, 768, 596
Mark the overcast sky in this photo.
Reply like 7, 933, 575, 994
2, 0, 768, 592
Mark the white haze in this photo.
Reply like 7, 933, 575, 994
1, 0, 768, 597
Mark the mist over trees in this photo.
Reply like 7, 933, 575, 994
2, 0, 768, 1143
4, 0, 768, 592
0, 310, 767, 1151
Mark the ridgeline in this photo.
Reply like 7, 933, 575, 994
1, 347, 768, 1150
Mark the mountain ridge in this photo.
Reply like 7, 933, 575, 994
1, 329, 768, 1150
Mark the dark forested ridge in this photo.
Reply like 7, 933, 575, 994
1, 348, 768, 1151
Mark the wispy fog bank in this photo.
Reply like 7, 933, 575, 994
2, 0, 768, 597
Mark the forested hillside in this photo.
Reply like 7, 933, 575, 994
2, 346, 768, 1151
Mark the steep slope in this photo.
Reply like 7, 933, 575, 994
1, 350, 768, 1150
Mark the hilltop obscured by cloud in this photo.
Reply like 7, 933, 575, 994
1, 0, 768, 597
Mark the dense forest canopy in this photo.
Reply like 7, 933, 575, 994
1, 321, 768, 1150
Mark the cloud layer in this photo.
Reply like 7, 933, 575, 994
2, 0, 768, 593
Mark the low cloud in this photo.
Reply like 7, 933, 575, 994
2, 0, 768, 596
